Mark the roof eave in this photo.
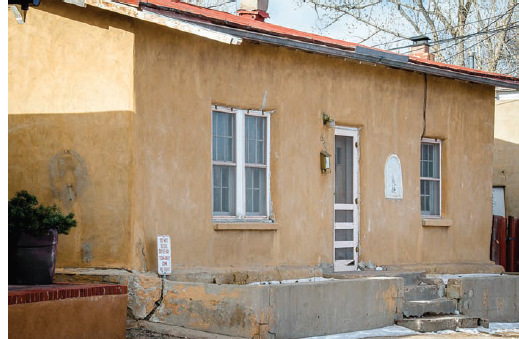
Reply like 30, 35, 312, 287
187, 18, 519, 89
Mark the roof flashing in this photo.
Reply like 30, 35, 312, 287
355, 46, 409, 63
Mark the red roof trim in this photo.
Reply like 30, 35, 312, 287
409, 56, 517, 82
121, 0, 518, 85
140, 0, 358, 50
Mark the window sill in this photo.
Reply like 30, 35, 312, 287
422, 218, 453, 227
213, 223, 278, 231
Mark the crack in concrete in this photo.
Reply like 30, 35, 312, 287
144, 278, 165, 321
140, 241, 148, 272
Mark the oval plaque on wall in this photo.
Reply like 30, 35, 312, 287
384, 154, 403, 200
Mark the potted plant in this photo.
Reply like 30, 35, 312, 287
8, 190, 77, 285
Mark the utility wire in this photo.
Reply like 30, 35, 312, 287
398, 24, 519, 56
369, 4, 517, 48
444, 29, 502, 65
429, 24, 517, 58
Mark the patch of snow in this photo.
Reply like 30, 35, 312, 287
248, 277, 335, 285
440, 323, 519, 335
302, 323, 519, 338
304, 325, 418, 338
488, 322, 519, 332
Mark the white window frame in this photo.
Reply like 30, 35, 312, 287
211, 105, 272, 222
420, 138, 441, 218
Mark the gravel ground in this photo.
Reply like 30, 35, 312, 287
126, 327, 188, 338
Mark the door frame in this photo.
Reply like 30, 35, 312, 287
333, 126, 360, 272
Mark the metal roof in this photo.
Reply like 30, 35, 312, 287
102, 0, 519, 89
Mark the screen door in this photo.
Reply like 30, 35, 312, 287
334, 128, 359, 271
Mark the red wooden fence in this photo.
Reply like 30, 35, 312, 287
491, 215, 519, 272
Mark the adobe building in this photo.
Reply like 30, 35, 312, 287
8, 0, 519, 281
493, 89, 519, 219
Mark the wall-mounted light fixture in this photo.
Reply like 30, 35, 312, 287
322, 112, 335, 127
9, 0, 41, 24
320, 151, 331, 173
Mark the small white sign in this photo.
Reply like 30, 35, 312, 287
157, 235, 171, 276
384, 154, 403, 199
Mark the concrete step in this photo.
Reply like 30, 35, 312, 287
323, 271, 426, 285
393, 272, 427, 286
403, 299, 456, 318
404, 284, 440, 301
397, 315, 488, 333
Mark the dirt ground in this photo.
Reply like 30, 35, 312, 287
126, 327, 187, 338
126, 327, 519, 338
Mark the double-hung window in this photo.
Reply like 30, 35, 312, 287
420, 139, 441, 216
212, 106, 270, 220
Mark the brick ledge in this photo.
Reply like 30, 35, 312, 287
8, 283, 127, 305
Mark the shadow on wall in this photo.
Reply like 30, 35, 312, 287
8, 111, 133, 268
493, 138, 519, 218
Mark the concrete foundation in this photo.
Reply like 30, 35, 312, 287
150, 278, 403, 338
446, 274, 519, 322
54, 269, 519, 338
55, 269, 403, 338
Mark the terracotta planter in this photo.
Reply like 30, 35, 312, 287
15, 229, 58, 285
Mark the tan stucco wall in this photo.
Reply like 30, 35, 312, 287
493, 99, 519, 217
132, 19, 495, 271
8, 0, 135, 268
8, 1, 134, 114
8, 0, 496, 273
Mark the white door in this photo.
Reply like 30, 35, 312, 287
334, 127, 359, 272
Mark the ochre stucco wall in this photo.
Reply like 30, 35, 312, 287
8, 0, 135, 268
493, 99, 519, 218
132, 19, 495, 271
8, 0, 496, 273
8, 0, 134, 114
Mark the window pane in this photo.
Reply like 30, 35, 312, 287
429, 180, 440, 215
421, 179, 439, 215
213, 112, 234, 162
245, 115, 266, 165
246, 169, 253, 212
213, 165, 235, 215
421, 142, 439, 179
245, 167, 266, 215
213, 186, 221, 213
225, 137, 233, 162
335, 229, 353, 241
335, 210, 353, 223
248, 140, 256, 163
420, 141, 440, 216
335, 247, 353, 261
432, 144, 439, 178
257, 140, 264, 164
335, 136, 353, 204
